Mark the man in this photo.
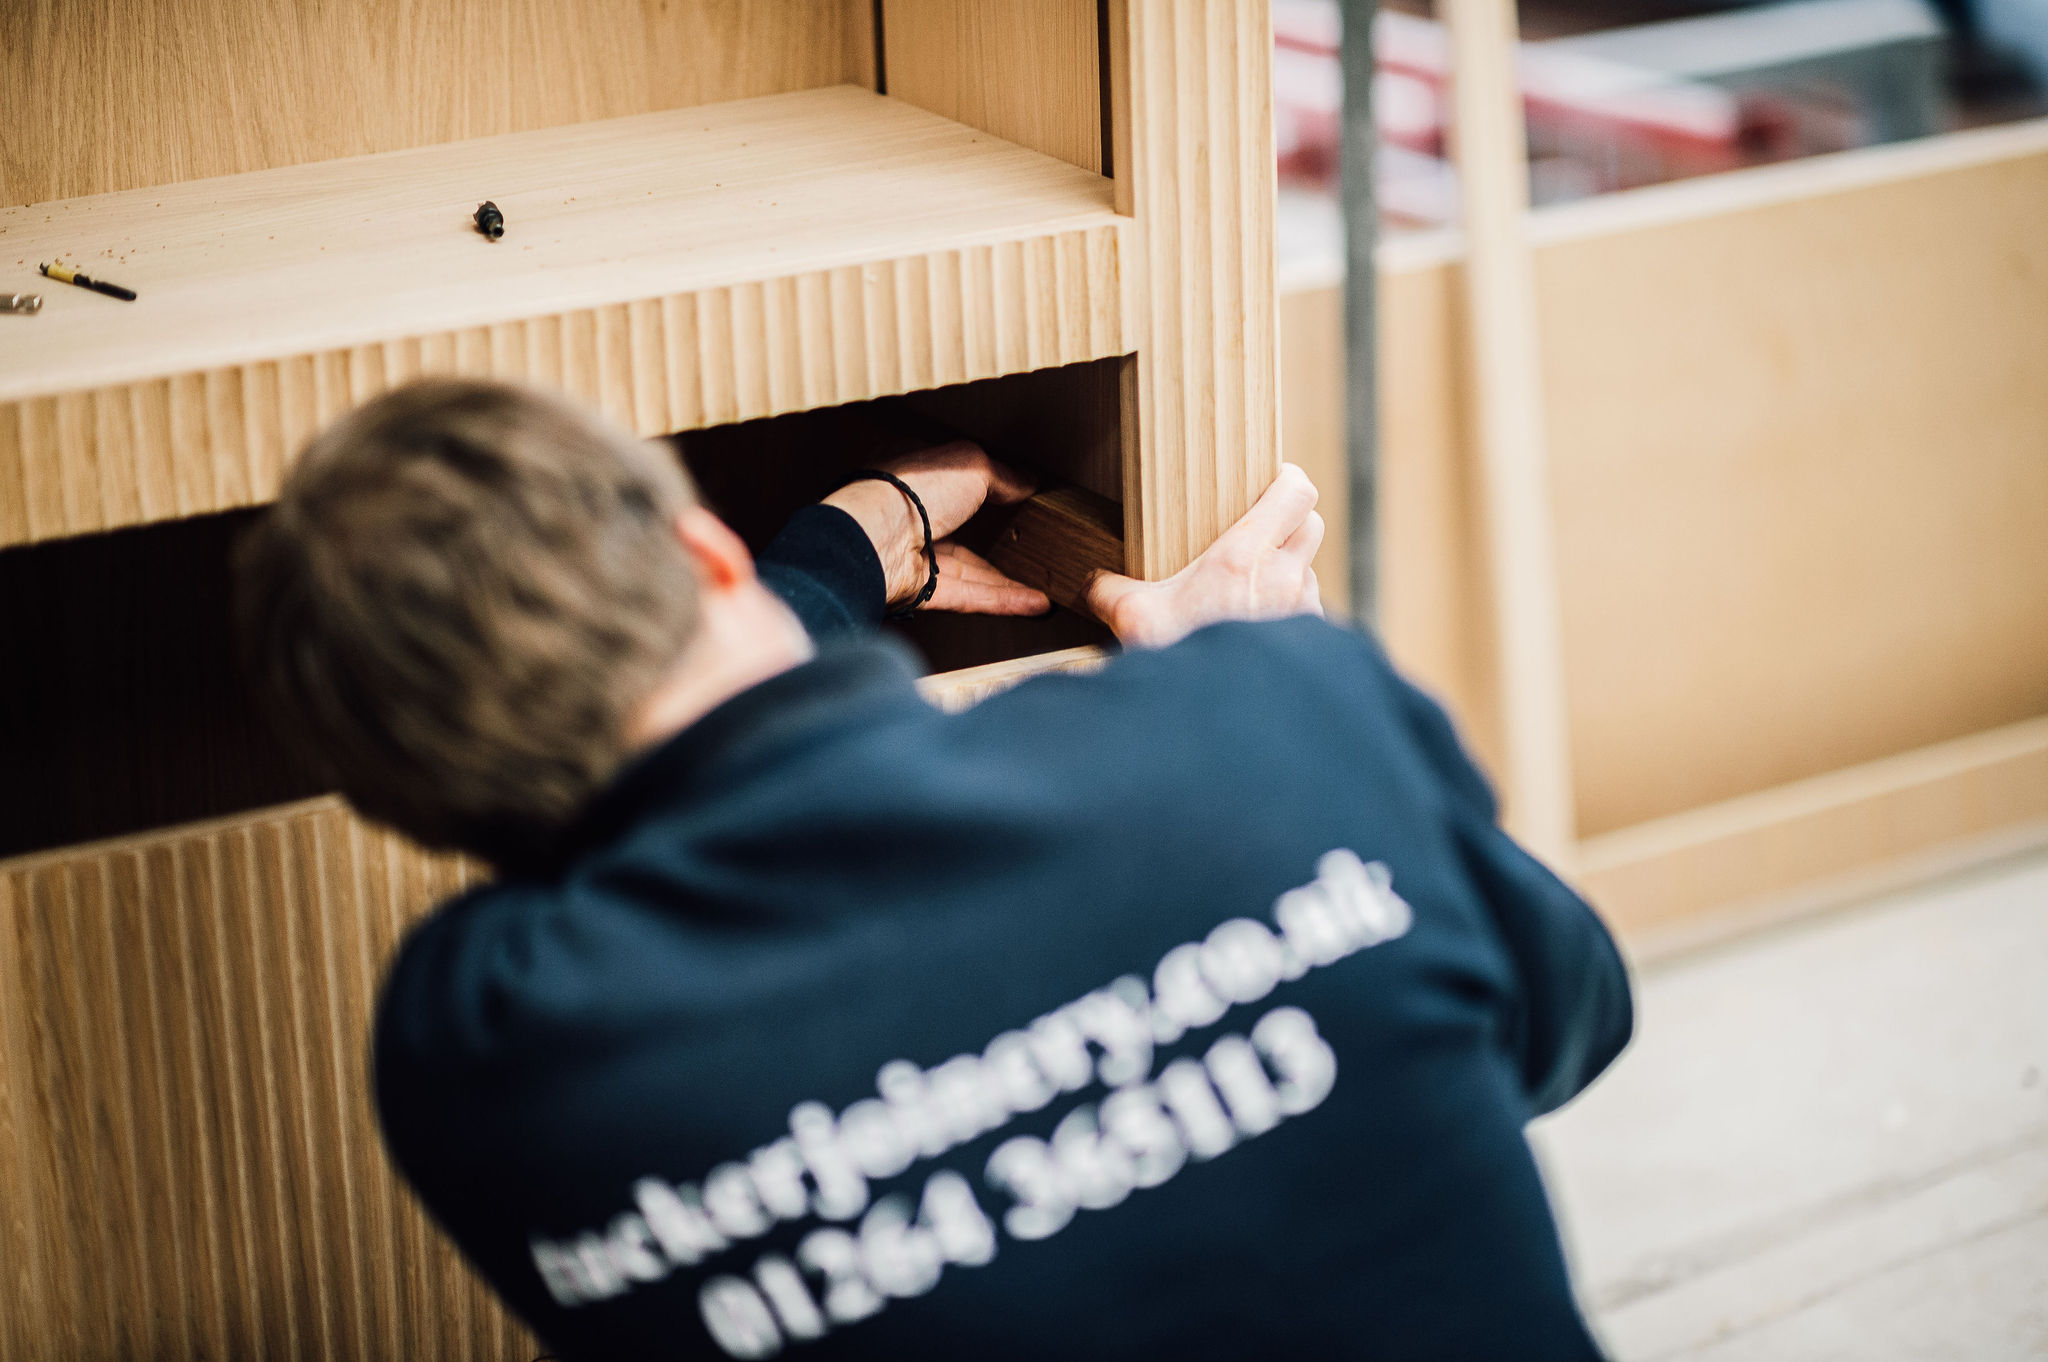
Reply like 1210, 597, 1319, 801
238, 378, 1631, 1361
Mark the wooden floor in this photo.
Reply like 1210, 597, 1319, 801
1535, 846, 2048, 1360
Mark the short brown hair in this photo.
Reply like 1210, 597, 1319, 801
237, 379, 701, 869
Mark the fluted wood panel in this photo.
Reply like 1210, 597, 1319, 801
1110, 0, 1280, 578
1, 83, 1130, 550
0, 801, 533, 1362
0, 225, 1127, 548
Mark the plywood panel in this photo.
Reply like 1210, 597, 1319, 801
1536, 122, 2048, 835
1578, 716, 2048, 936
1285, 121, 2048, 844
882, 0, 1104, 172
1111, 0, 1281, 578
0, 0, 874, 204
0, 800, 531, 1361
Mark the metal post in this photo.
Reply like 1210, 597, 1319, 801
1339, 0, 1380, 623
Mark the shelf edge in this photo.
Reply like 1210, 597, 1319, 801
0, 222, 1132, 549
918, 644, 1113, 712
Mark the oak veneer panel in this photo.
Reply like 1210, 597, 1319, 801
0, 87, 1130, 547
0, 801, 531, 1362
1110, 0, 1281, 578
0, 0, 874, 204
882, 0, 1105, 173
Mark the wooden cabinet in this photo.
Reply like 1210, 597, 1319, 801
0, 3, 1278, 1354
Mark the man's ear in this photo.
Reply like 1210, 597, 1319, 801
672, 506, 757, 593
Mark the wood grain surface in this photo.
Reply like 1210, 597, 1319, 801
1109, 0, 1281, 579
0, 88, 1129, 548
0, 801, 532, 1362
882, 0, 1105, 172
980, 483, 1126, 613
0, 0, 876, 204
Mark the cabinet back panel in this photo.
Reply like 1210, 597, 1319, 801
1, 0, 876, 203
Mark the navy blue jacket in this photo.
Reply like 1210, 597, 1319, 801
375, 505, 1632, 1361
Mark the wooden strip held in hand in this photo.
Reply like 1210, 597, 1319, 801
980, 483, 1125, 614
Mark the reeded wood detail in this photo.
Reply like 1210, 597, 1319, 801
0, 800, 532, 1362
0, 85, 1131, 550
0, 226, 1126, 548
1111, 0, 1281, 578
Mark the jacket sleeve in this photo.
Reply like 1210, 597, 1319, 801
755, 504, 888, 640
1452, 810, 1634, 1115
1390, 652, 1635, 1116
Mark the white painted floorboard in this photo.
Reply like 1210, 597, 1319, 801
1533, 848, 2048, 1360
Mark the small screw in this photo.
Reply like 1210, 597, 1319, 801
474, 201, 505, 241
1, 292, 42, 314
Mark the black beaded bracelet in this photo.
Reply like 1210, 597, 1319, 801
843, 469, 939, 618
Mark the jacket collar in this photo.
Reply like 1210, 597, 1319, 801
533, 635, 927, 874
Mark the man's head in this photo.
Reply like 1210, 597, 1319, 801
237, 379, 731, 869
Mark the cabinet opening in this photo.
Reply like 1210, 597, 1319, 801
0, 358, 1126, 859
675, 356, 1124, 675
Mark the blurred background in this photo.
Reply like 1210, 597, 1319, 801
1275, 0, 2044, 232
1275, 2, 2048, 1356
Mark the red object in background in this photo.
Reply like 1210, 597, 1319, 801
1270, 0, 1857, 210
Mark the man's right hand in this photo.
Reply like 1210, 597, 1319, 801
821, 441, 1051, 617
1084, 464, 1325, 649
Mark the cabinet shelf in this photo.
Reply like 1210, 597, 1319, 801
0, 85, 1129, 547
